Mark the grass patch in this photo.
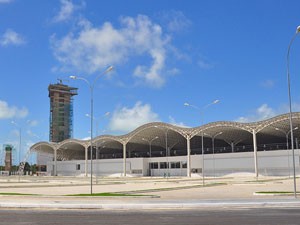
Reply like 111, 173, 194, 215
0, 193, 37, 196
67, 192, 157, 197
246, 177, 294, 183
118, 182, 227, 195
255, 191, 300, 195
205, 182, 226, 187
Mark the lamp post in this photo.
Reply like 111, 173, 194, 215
142, 136, 159, 177
96, 145, 105, 184
70, 65, 113, 195
11, 121, 21, 180
184, 100, 220, 185
86, 112, 110, 137
162, 129, 170, 178
86, 112, 110, 160
142, 136, 159, 158
287, 26, 300, 198
204, 132, 223, 177
154, 126, 171, 177
275, 127, 298, 178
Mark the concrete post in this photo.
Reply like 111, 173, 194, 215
186, 136, 191, 177
123, 142, 127, 177
54, 148, 57, 176
252, 129, 258, 177
212, 137, 215, 177
85, 146, 88, 177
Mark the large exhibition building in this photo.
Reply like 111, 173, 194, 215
30, 112, 300, 177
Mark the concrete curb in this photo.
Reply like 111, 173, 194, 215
1, 201, 300, 209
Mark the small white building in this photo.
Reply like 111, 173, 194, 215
31, 113, 300, 177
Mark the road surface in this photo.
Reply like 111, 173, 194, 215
0, 207, 299, 225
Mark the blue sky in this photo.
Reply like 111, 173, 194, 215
1, 0, 300, 163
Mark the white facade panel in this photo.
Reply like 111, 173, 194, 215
46, 150, 300, 177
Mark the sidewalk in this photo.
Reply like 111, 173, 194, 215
1, 197, 300, 209
0, 175, 299, 209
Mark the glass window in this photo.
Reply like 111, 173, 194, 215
132, 170, 142, 174
191, 168, 202, 173
171, 162, 180, 168
182, 161, 187, 168
76, 164, 80, 170
150, 162, 158, 169
160, 162, 167, 169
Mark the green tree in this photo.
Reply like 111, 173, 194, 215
24, 162, 31, 172
30, 164, 37, 174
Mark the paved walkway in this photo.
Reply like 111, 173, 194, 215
0, 175, 299, 209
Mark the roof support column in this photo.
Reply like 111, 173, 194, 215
252, 129, 258, 178
123, 142, 127, 177
85, 146, 88, 177
201, 132, 205, 185
54, 148, 57, 176
186, 136, 191, 177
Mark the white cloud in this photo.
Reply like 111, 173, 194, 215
260, 79, 275, 89
197, 58, 214, 70
237, 102, 300, 123
159, 10, 191, 33
26, 130, 40, 139
10, 129, 20, 137
51, 15, 171, 87
53, 0, 78, 23
0, 29, 25, 46
82, 136, 90, 140
0, 0, 13, 3
133, 48, 166, 87
236, 104, 279, 123
291, 103, 300, 112
167, 67, 180, 76
168, 45, 190, 62
198, 60, 213, 69
27, 119, 38, 127
168, 116, 189, 128
0, 100, 28, 119
109, 101, 159, 133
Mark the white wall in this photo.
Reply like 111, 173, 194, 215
46, 149, 300, 177
37, 152, 53, 166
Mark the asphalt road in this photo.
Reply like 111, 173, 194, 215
0, 207, 300, 225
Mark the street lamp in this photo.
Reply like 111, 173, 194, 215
184, 99, 220, 185
154, 126, 171, 177
142, 136, 159, 158
286, 26, 300, 198
86, 111, 110, 161
85, 112, 110, 137
11, 121, 21, 180
95, 145, 105, 184
275, 127, 298, 178
142, 136, 159, 177
204, 132, 223, 177
70, 65, 113, 195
